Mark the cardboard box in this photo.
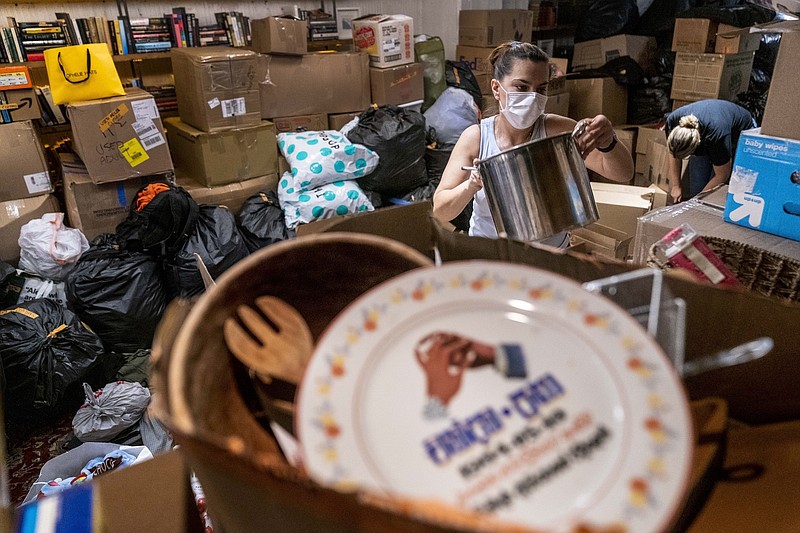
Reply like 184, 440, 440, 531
1, 88, 41, 122
272, 113, 327, 133
634, 185, 800, 264
0, 194, 60, 266
723, 128, 800, 241
328, 111, 363, 131
572, 34, 656, 71
250, 16, 308, 55
60, 153, 164, 241
614, 126, 637, 156
635, 125, 664, 154
369, 62, 424, 105
571, 222, 632, 260
671, 51, 755, 102
715, 25, 761, 54
179, 171, 280, 213
590, 182, 666, 237
672, 99, 694, 111
260, 52, 370, 118
544, 91, 569, 115
0, 120, 52, 202
647, 138, 672, 192
566, 77, 627, 125
475, 72, 492, 95
15, 448, 200, 533
547, 75, 566, 95
165, 117, 278, 188
550, 57, 569, 76
762, 30, 800, 141
635, 153, 648, 175
458, 10, 533, 47
172, 47, 265, 132
672, 18, 719, 53
455, 44, 494, 73
351, 14, 414, 68
67, 87, 174, 184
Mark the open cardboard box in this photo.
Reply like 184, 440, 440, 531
296, 201, 800, 424
9, 449, 202, 533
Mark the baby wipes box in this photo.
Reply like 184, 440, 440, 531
724, 128, 800, 241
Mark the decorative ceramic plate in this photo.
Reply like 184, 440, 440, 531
296, 261, 693, 532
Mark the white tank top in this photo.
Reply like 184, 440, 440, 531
468, 114, 569, 248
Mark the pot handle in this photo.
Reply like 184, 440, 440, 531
572, 119, 588, 141
461, 165, 479, 172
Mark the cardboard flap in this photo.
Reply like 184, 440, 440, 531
172, 46, 259, 63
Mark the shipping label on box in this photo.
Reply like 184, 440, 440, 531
0, 120, 52, 202
0, 88, 41, 122
251, 17, 308, 55
260, 52, 370, 118
369, 62, 424, 105
724, 129, 800, 241
572, 34, 656, 71
272, 113, 326, 133
672, 18, 719, 53
352, 15, 414, 68
671, 51, 754, 101
165, 117, 277, 188
172, 47, 266, 132
67, 87, 174, 184
0, 65, 33, 89
458, 9, 533, 47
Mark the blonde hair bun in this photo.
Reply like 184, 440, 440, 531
678, 114, 700, 129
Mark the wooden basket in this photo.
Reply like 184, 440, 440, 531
150, 233, 625, 533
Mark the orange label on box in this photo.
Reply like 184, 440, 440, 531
0, 66, 33, 89
99, 104, 129, 132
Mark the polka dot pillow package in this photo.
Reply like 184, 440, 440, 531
278, 172, 374, 229
277, 130, 379, 192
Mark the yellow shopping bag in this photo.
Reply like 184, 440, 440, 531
44, 44, 125, 105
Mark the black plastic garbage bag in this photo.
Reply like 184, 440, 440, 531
445, 60, 483, 109
237, 191, 294, 253
575, 0, 639, 42
164, 205, 249, 298
0, 299, 105, 411
424, 145, 472, 232
116, 182, 200, 259
65, 236, 167, 353
346, 105, 429, 197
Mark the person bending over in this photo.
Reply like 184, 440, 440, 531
665, 99, 756, 202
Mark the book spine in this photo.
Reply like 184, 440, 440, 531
6, 18, 28, 61
87, 17, 100, 45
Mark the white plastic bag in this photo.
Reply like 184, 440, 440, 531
277, 130, 379, 192
423, 87, 480, 145
72, 381, 151, 442
278, 173, 374, 229
18, 213, 89, 281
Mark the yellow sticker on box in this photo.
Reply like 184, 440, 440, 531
119, 138, 149, 167
99, 103, 129, 132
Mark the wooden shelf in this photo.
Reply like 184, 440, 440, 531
14, 51, 172, 68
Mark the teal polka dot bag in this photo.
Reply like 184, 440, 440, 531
277, 172, 374, 229
277, 130, 379, 192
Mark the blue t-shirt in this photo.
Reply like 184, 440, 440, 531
665, 100, 755, 165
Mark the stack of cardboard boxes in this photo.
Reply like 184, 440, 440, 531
58, 86, 174, 241
670, 18, 757, 109
0, 120, 58, 264
351, 15, 424, 110
166, 46, 278, 212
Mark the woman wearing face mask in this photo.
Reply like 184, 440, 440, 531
432, 41, 634, 247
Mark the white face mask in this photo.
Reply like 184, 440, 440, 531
499, 84, 548, 130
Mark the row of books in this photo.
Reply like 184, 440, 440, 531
0, 9, 252, 63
